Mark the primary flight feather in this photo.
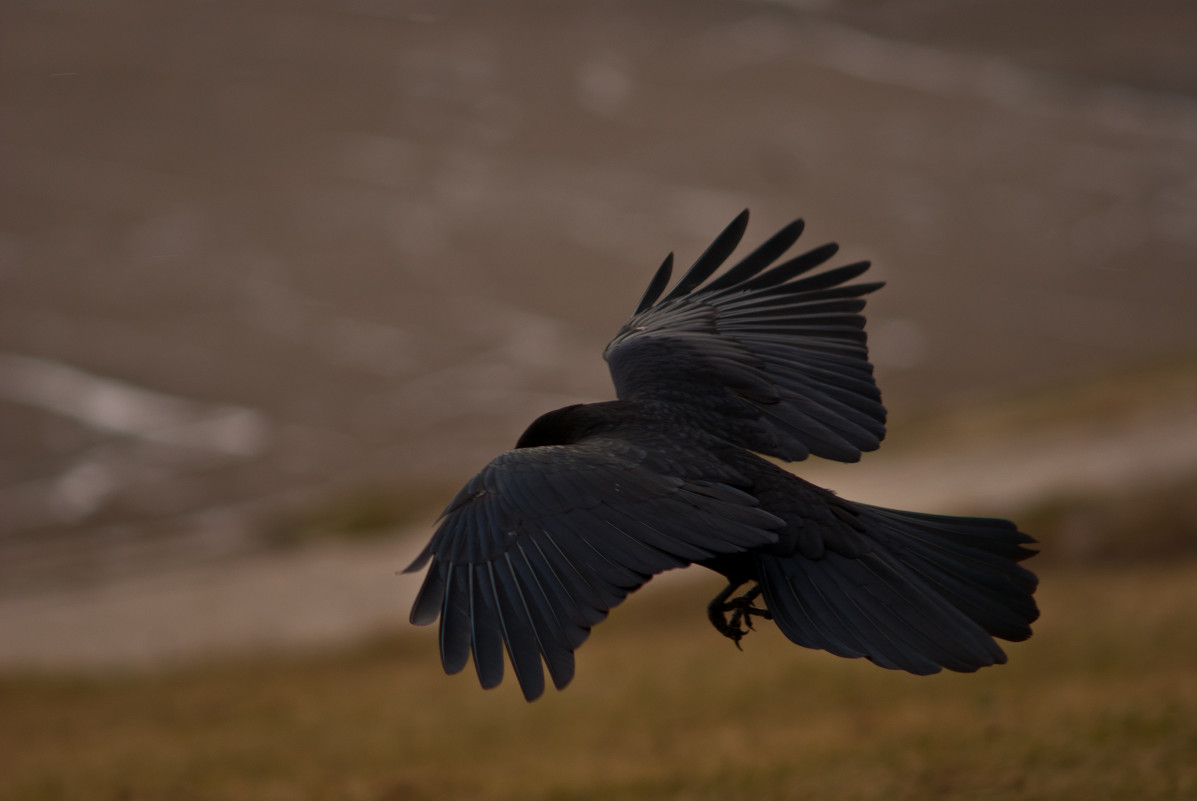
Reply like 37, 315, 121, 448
405, 211, 1038, 701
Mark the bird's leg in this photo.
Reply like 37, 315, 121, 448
707, 581, 743, 642
707, 581, 773, 650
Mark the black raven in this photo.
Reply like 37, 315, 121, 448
405, 211, 1039, 701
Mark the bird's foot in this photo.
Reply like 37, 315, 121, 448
707, 581, 772, 650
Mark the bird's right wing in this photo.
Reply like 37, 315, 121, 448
403, 437, 781, 700
604, 211, 886, 463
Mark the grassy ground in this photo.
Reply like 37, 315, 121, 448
2, 559, 1194, 801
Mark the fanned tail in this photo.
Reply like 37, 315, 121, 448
756, 503, 1038, 674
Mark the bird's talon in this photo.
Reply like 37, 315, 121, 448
707, 581, 771, 647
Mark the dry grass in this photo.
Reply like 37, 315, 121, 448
2, 559, 1195, 801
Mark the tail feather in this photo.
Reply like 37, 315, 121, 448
757, 504, 1039, 674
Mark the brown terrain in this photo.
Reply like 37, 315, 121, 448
1, 0, 1195, 665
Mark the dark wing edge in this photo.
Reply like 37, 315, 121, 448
604, 210, 887, 463
404, 443, 782, 701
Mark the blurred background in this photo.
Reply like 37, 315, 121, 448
1, 1, 1195, 798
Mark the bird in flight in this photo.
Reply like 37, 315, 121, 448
405, 211, 1039, 701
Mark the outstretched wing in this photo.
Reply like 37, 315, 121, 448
604, 210, 886, 463
403, 436, 781, 701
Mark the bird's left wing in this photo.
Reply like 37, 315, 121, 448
604, 211, 886, 463
403, 437, 781, 700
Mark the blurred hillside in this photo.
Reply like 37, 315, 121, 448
1, 0, 1195, 608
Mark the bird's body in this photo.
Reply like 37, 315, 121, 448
406, 212, 1038, 701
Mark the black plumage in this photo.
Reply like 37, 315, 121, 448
405, 211, 1038, 701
